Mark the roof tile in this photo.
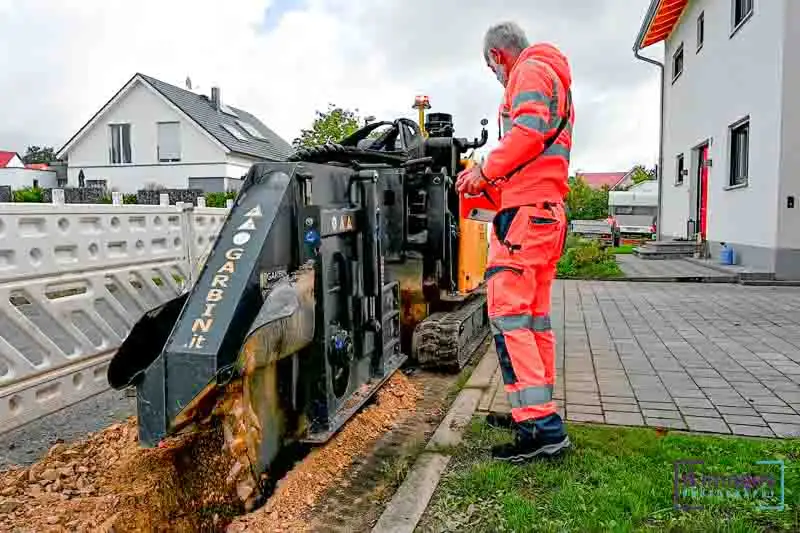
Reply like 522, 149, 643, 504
138, 73, 292, 161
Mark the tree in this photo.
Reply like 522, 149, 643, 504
629, 164, 656, 186
292, 104, 364, 149
566, 175, 609, 221
22, 146, 56, 165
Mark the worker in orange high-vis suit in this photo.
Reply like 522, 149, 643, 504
456, 21, 574, 462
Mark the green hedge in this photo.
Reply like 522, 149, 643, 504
12, 186, 44, 203
204, 190, 237, 208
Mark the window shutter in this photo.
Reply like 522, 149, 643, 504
158, 122, 181, 161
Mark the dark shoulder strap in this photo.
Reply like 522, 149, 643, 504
503, 63, 572, 180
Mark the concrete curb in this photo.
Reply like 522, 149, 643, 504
604, 275, 737, 283
371, 349, 498, 533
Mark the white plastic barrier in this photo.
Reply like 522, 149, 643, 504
0, 201, 228, 434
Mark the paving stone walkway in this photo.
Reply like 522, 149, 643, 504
478, 280, 800, 438
616, 255, 735, 280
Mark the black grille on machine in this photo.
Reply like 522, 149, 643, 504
425, 112, 454, 138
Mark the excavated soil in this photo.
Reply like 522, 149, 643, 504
0, 419, 243, 532
0, 372, 426, 533
227, 373, 422, 533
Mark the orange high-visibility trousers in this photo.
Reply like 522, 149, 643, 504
486, 202, 567, 436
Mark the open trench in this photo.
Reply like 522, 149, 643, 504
0, 361, 472, 533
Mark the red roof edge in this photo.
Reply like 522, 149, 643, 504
0, 151, 20, 168
635, 0, 689, 50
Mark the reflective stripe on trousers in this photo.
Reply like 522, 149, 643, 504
486, 204, 565, 422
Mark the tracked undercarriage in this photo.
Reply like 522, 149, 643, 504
107, 106, 492, 509
412, 289, 489, 371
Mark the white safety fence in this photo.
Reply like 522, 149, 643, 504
0, 198, 229, 434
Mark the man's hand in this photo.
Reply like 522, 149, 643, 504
456, 164, 489, 195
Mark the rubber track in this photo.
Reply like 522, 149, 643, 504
412, 291, 490, 372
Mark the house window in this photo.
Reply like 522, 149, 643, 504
109, 124, 131, 164
729, 118, 749, 187
672, 44, 684, 81
157, 122, 181, 162
697, 12, 705, 51
733, 0, 753, 31
676, 154, 685, 185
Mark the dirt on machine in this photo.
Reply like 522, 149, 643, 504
105, 97, 493, 513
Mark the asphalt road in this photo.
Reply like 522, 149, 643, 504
0, 388, 135, 468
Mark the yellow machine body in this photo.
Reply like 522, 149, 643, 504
457, 158, 489, 293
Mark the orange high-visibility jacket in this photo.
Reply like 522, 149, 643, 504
482, 43, 574, 210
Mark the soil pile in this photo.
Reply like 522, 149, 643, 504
227, 372, 421, 533
0, 372, 420, 533
0, 419, 242, 532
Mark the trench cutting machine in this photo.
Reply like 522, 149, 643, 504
107, 100, 492, 508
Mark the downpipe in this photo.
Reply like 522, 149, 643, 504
633, 47, 665, 242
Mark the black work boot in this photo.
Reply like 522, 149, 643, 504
491, 429, 571, 463
485, 411, 514, 429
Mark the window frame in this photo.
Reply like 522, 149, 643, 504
236, 119, 266, 140
109, 123, 132, 165
672, 43, 684, 83
727, 116, 750, 189
731, 0, 754, 37
676, 153, 686, 186
696, 12, 705, 52
157, 121, 182, 163
221, 123, 248, 142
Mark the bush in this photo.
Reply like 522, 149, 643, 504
557, 236, 623, 279
13, 186, 44, 202
204, 190, 237, 208
123, 194, 138, 204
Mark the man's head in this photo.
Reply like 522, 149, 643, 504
483, 22, 529, 87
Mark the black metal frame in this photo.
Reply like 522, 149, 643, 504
108, 112, 488, 458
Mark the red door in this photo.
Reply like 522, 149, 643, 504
699, 146, 709, 240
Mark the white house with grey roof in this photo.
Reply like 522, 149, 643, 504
56, 73, 292, 194
634, 0, 800, 279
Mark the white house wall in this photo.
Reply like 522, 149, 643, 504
775, 0, 800, 278
660, 0, 785, 272
65, 79, 230, 193
2, 155, 25, 169
225, 154, 257, 181
0, 169, 58, 189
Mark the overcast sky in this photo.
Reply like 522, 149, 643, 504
0, 0, 663, 172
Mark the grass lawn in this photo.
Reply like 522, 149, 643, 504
610, 244, 636, 255
420, 419, 800, 533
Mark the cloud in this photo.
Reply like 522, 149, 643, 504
0, 0, 660, 171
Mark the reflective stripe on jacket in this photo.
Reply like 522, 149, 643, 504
483, 43, 575, 209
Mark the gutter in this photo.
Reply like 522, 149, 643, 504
633, 1, 666, 241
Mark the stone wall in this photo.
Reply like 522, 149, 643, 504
41, 187, 108, 204
136, 188, 203, 205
